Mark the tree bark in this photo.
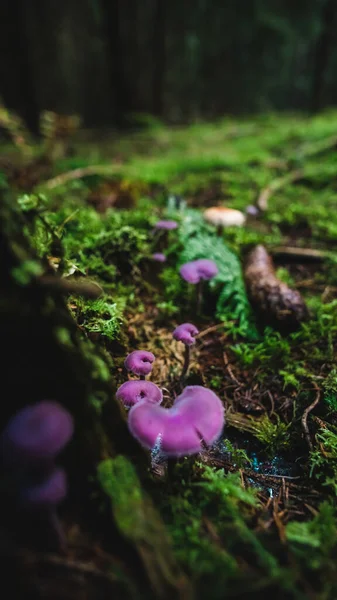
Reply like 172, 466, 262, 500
310, 0, 337, 112
152, 0, 166, 116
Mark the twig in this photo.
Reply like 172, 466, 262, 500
38, 276, 104, 298
197, 323, 225, 338
301, 383, 321, 451
271, 246, 328, 262
257, 169, 303, 211
223, 351, 242, 386
41, 165, 121, 190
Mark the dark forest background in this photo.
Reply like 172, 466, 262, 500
1, 0, 337, 132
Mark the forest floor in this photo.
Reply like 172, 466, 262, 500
1, 110, 337, 599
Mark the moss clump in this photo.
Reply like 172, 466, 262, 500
161, 464, 296, 599
286, 502, 337, 595
310, 428, 337, 495
69, 295, 124, 342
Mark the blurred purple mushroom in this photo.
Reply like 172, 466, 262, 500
0, 401, 74, 468
179, 259, 219, 312
21, 466, 67, 507
0, 401, 73, 553
173, 323, 199, 379
128, 385, 225, 457
154, 220, 178, 231
152, 253, 167, 263
116, 380, 163, 408
245, 205, 260, 216
124, 350, 155, 380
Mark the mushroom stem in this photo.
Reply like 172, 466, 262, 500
196, 281, 203, 314
43, 507, 67, 553
181, 345, 191, 380
167, 457, 179, 481
216, 224, 222, 237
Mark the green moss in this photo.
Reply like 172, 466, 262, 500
54, 326, 73, 347
162, 464, 294, 597
286, 502, 337, 580
11, 259, 44, 285
98, 457, 144, 535
310, 428, 337, 495
71, 295, 124, 342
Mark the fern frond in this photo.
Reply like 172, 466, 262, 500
176, 210, 257, 338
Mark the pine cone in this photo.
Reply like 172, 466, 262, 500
245, 245, 308, 328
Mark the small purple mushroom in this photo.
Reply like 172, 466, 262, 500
0, 401, 74, 468
245, 205, 260, 217
21, 467, 67, 507
116, 380, 163, 408
128, 385, 225, 457
179, 259, 219, 313
173, 323, 199, 379
152, 253, 167, 263
124, 350, 155, 380
180, 259, 219, 284
154, 220, 178, 231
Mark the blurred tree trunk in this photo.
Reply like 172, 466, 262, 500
0, 0, 39, 132
310, 0, 337, 112
152, 0, 166, 116
100, 0, 134, 126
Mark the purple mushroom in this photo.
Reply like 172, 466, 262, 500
21, 466, 67, 507
179, 259, 219, 313
152, 253, 167, 263
0, 401, 73, 553
173, 323, 199, 379
180, 259, 219, 284
154, 220, 178, 231
128, 385, 225, 457
0, 401, 74, 468
245, 205, 260, 217
116, 380, 163, 408
124, 350, 156, 380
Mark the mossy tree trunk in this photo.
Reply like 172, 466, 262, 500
0, 189, 191, 599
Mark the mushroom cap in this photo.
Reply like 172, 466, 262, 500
152, 253, 167, 263
204, 207, 246, 227
179, 259, 219, 284
172, 323, 199, 346
245, 205, 260, 216
116, 380, 163, 408
0, 401, 74, 467
21, 467, 67, 507
124, 350, 155, 376
128, 385, 225, 456
154, 220, 178, 230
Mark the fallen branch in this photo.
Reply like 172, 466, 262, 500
42, 165, 122, 190
271, 246, 329, 262
37, 275, 104, 298
245, 245, 308, 328
257, 169, 303, 211
301, 382, 321, 451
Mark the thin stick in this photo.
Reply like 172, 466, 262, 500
257, 169, 303, 211
271, 246, 328, 261
181, 345, 190, 380
41, 165, 121, 190
196, 281, 203, 314
301, 383, 321, 451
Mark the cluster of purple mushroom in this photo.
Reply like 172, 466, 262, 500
116, 327, 225, 461
0, 401, 73, 550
